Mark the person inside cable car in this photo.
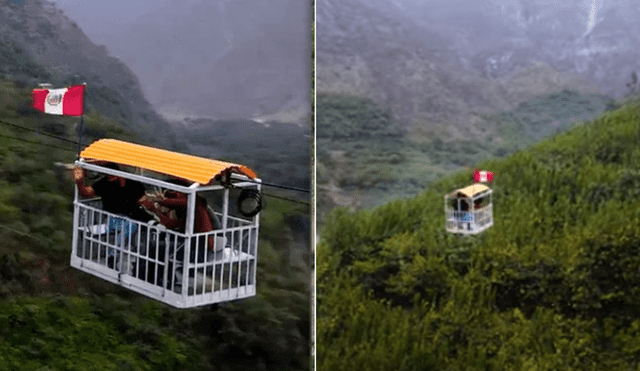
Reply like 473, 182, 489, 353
474, 199, 481, 210
74, 162, 153, 268
136, 185, 221, 288
73, 162, 150, 222
457, 194, 472, 230
460, 198, 469, 212
138, 187, 217, 251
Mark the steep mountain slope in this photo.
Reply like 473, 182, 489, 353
395, 0, 640, 98
318, 95, 640, 370
182, 118, 311, 190
316, 88, 612, 222
0, 0, 180, 149
316, 0, 621, 220
318, 0, 505, 138
317, 0, 604, 141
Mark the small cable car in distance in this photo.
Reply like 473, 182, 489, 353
444, 183, 493, 235
71, 138, 262, 308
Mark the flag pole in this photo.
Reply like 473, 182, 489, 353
76, 82, 87, 160
76, 115, 84, 159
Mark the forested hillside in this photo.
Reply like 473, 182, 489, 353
318, 95, 640, 370
183, 118, 311, 191
317, 89, 612, 221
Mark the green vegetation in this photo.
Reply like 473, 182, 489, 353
317, 94, 401, 140
0, 73, 310, 369
0, 295, 202, 370
488, 89, 612, 148
317, 90, 611, 221
318, 97, 640, 370
184, 118, 311, 191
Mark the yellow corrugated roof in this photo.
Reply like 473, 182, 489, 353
456, 183, 490, 198
80, 139, 256, 185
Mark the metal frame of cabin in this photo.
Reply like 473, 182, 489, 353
70, 139, 261, 308
444, 183, 493, 235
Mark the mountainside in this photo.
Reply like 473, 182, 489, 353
318, 95, 640, 370
317, 0, 507, 136
316, 0, 634, 220
459, 0, 640, 99
317, 89, 612, 221
182, 117, 311, 191
100, 0, 312, 121
357, 0, 640, 99
0, 0, 180, 149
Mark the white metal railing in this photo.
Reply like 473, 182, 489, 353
445, 204, 493, 234
474, 204, 493, 228
72, 199, 258, 308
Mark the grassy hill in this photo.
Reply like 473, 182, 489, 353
317, 95, 640, 370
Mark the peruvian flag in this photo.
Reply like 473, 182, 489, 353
473, 169, 494, 183
32, 84, 85, 116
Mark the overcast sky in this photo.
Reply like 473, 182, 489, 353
46, 0, 311, 120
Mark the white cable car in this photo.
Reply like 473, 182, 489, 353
444, 183, 493, 235
71, 139, 262, 308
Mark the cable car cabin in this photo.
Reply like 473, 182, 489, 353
444, 184, 493, 235
71, 139, 262, 308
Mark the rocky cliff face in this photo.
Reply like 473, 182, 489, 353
0, 0, 179, 148
408, 0, 640, 98
317, 0, 605, 140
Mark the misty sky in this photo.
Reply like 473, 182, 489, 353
47, 0, 312, 120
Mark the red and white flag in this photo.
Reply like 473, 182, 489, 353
473, 169, 493, 183
32, 84, 85, 116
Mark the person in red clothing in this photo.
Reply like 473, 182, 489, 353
474, 198, 483, 210
139, 190, 217, 250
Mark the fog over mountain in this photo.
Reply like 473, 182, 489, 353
330, 0, 639, 98
49, 0, 312, 122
